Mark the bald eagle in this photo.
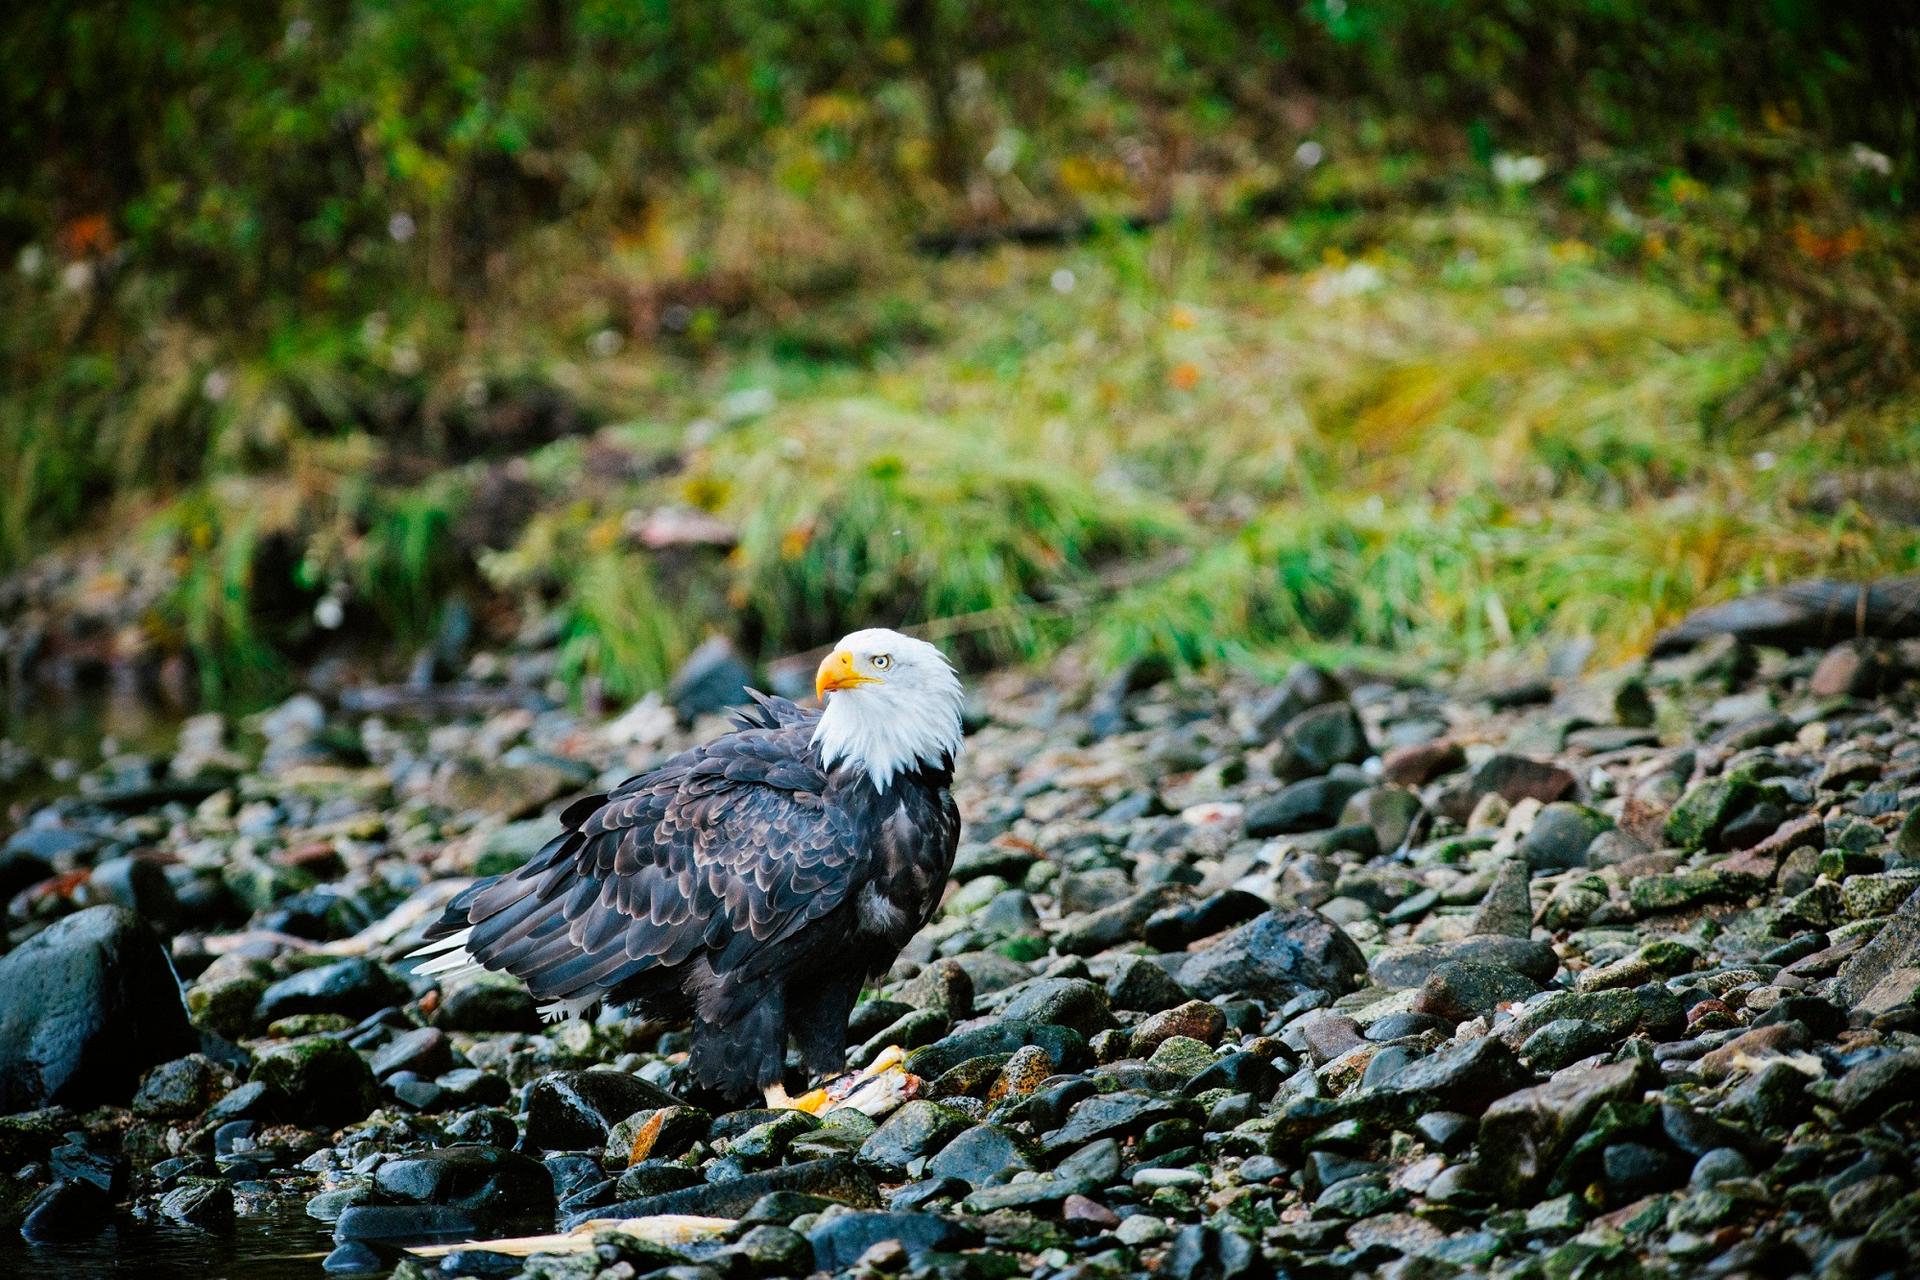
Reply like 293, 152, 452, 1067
411, 629, 964, 1106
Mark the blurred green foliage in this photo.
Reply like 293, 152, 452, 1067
2, 1, 1918, 695
6, 0, 1913, 345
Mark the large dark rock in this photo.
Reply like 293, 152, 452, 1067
1473, 1057, 1648, 1198
905, 1021, 1091, 1079
432, 974, 540, 1033
1053, 884, 1190, 955
1177, 909, 1366, 1002
372, 1145, 554, 1229
156, 1180, 235, 1230
255, 958, 411, 1024
249, 1035, 377, 1127
808, 1210, 978, 1271
668, 636, 754, 720
1352, 1037, 1535, 1122
1106, 956, 1194, 1014
333, 1204, 482, 1244
0, 906, 197, 1113
1441, 755, 1576, 821
87, 855, 181, 927
925, 1124, 1037, 1187
1245, 771, 1372, 836
1163, 1223, 1269, 1279
1247, 663, 1348, 743
132, 1054, 230, 1120
994, 978, 1115, 1036
1039, 1090, 1200, 1154
1144, 889, 1269, 951
370, 1027, 454, 1080
1467, 859, 1534, 938
1833, 1050, 1920, 1122
857, 1100, 972, 1173
1832, 884, 1920, 1020
1413, 961, 1543, 1023
1519, 803, 1612, 871
20, 1178, 113, 1242
522, 1069, 682, 1151
1368, 936, 1560, 989
1276, 702, 1371, 780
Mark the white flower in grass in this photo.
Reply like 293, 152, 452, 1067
1492, 154, 1547, 187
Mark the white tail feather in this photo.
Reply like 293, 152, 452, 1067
538, 995, 600, 1023
408, 927, 478, 978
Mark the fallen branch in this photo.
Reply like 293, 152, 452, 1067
1650, 575, 1920, 654
405, 1213, 733, 1260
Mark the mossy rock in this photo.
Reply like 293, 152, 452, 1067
248, 1035, 376, 1128
1664, 776, 1781, 851
186, 974, 268, 1039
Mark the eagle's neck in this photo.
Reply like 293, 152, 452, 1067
812, 681, 964, 793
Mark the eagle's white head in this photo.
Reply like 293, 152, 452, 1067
812, 628, 964, 791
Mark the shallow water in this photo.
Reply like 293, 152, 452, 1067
14, 1201, 340, 1279
0, 684, 188, 815
4, 692, 343, 1276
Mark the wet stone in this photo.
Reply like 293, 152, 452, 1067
20, 1178, 113, 1242
255, 957, 410, 1024
1520, 803, 1613, 871
1041, 1091, 1198, 1155
1147, 1036, 1217, 1076
1277, 702, 1371, 780
1245, 771, 1372, 836
1833, 1049, 1920, 1122
431, 973, 539, 1033
1132, 999, 1227, 1054
1474, 1059, 1647, 1199
156, 1179, 236, 1230
808, 1211, 978, 1272
1369, 935, 1559, 989
961, 1173, 1101, 1213
369, 1026, 453, 1080
1462, 755, 1577, 814
857, 1100, 973, 1173
1144, 889, 1268, 950
372, 1144, 555, 1228
1177, 909, 1367, 1002
248, 1035, 377, 1127
132, 1054, 229, 1120
0, 906, 198, 1112
924, 1123, 1034, 1186
1383, 739, 1466, 787
1106, 955, 1194, 1013
1413, 960, 1542, 1023
1468, 858, 1534, 938
1518, 1018, 1618, 1071
1248, 663, 1349, 743
333, 1203, 481, 1244
907, 1021, 1090, 1080
523, 1069, 681, 1152
995, 978, 1115, 1036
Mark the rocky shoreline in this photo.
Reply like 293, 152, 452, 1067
4, 630, 1920, 1279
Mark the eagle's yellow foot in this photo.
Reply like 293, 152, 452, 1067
762, 1044, 915, 1115
764, 1081, 833, 1113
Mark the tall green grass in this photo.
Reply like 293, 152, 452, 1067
692, 401, 1186, 656
27, 198, 1920, 700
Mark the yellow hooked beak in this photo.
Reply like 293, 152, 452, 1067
816, 649, 877, 701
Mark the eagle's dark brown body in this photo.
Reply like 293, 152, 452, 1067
420, 692, 960, 1100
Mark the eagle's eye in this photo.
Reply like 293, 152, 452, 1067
871, 654, 892, 670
